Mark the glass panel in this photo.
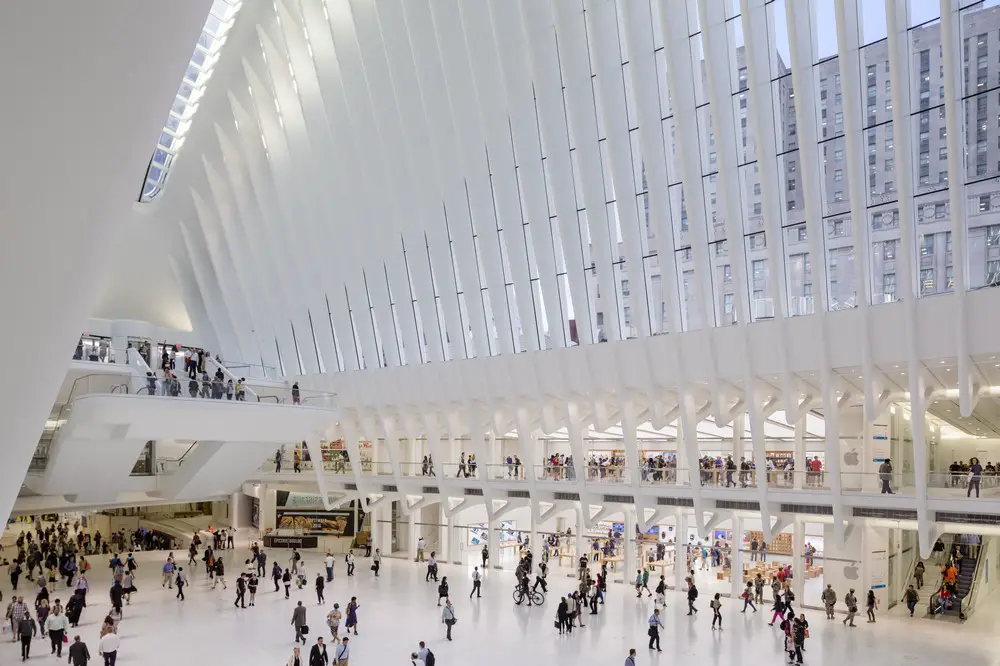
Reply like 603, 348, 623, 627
746, 233, 773, 322
827, 217, 857, 310
869, 204, 902, 304
784, 225, 814, 316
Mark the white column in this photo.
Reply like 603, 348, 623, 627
490, 512, 502, 570
370, 504, 383, 553
731, 516, 744, 599
448, 515, 459, 565
732, 414, 744, 462
794, 418, 806, 490
529, 500, 539, 568
792, 520, 805, 602
260, 486, 277, 532
439, 505, 449, 563
409, 512, 418, 561
625, 506, 636, 576
576, 508, 586, 570
674, 509, 687, 590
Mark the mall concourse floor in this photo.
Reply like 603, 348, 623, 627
0, 546, 999, 666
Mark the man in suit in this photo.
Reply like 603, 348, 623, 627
68, 635, 91, 666
291, 601, 308, 644
309, 637, 328, 666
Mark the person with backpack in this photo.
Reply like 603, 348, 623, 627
768, 596, 786, 626
843, 589, 858, 627
345, 551, 355, 577
290, 549, 301, 575
416, 641, 434, 666
685, 577, 698, 615
822, 584, 837, 619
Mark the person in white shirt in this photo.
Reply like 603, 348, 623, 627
410, 654, 424, 666
333, 637, 350, 665
425, 554, 438, 582
346, 551, 355, 577
416, 641, 431, 664
324, 553, 335, 582
416, 538, 426, 563
371, 549, 381, 577
470, 566, 482, 598
44, 609, 68, 657
647, 609, 663, 652
98, 631, 120, 666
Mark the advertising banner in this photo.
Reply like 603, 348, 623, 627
274, 491, 362, 536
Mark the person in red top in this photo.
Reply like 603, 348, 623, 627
808, 457, 823, 486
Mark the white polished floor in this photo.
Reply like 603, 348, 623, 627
0, 545, 996, 666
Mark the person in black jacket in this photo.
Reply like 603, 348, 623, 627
556, 597, 570, 634
234, 574, 247, 608
18, 613, 34, 661
309, 637, 327, 666
315, 574, 325, 605
686, 578, 698, 615
109, 582, 123, 617
436, 577, 449, 607
68, 635, 90, 666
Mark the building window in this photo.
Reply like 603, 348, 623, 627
753, 202, 762, 215
723, 264, 732, 283
621, 279, 630, 296
946, 231, 952, 253
830, 219, 845, 237
921, 234, 935, 255
885, 158, 894, 171
753, 289, 764, 301
987, 225, 1000, 246
883, 273, 896, 299
920, 268, 934, 294
723, 294, 734, 314
988, 260, 1000, 286
980, 195, 991, 212
749, 233, 766, 249
788, 161, 797, 172
596, 312, 604, 326
715, 240, 728, 257
623, 306, 632, 327
834, 169, 843, 181
835, 112, 843, 124
797, 226, 807, 241
787, 179, 796, 192
883, 240, 897, 260
754, 183, 761, 195
834, 190, 844, 201
834, 149, 844, 161
752, 260, 765, 279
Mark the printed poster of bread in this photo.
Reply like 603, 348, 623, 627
278, 514, 313, 531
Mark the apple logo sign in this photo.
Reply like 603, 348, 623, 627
843, 563, 860, 580
843, 449, 860, 467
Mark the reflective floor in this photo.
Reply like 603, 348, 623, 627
0, 543, 995, 666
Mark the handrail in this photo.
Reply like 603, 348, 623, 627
258, 395, 280, 403
959, 543, 987, 620
206, 355, 259, 402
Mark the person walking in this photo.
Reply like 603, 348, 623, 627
234, 574, 247, 608
903, 585, 919, 617
760, 541, 768, 562
843, 589, 858, 627
879, 458, 894, 494
161, 558, 175, 588
750, 538, 758, 562
248, 574, 258, 606
481, 544, 489, 569
914, 561, 925, 589
315, 572, 326, 604
968, 457, 983, 497
768, 595, 786, 626
326, 604, 342, 640
18, 612, 33, 661
822, 584, 837, 619
416, 538, 426, 563
625, 648, 637, 666
257, 550, 268, 577
273, 562, 283, 592
741, 582, 756, 612
212, 557, 227, 590
175, 567, 186, 600
647, 608, 663, 651
866, 589, 877, 623
344, 597, 359, 636
67, 636, 90, 666
97, 630, 119, 666
425, 552, 438, 582
345, 551, 355, 577
710, 593, 723, 630
470, 567, 482, 598
283, 569, 293, 599
332, 637, 349, 665
292, 601, 308, 645
441, 599, 456, 641
309, 637, 328, 666
791, 615, 807, 664
437, 577, 450, 607
685, 578, 698, 615
324, 553, 335, 583
371, 549, 380, 577
44, 605, 68, 656
287, 647, 302, 666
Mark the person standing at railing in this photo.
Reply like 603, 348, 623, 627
292, 382, 301, 405
967, 457, 983, 498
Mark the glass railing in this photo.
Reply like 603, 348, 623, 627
688, 468, 759, 488
585, 465, 632, 484
259, 455, 355, 475
534, 464, 580, 481
485, 463, 527, 480
364, 461, 395, 476
439, 462, 481, 479
399, 461, 438, 477
840, 471, 915, 495
638, 467, 690, 486
766, 470, 830, 490
928, 472, 1000, 498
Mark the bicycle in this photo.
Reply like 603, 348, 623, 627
513, 586, 545, 606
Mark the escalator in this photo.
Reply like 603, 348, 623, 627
928, 534, 985, 621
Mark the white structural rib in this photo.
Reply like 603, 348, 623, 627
784, 0, 846, 541
885, 0, 931, 556
460, 0, 540, 353
939, 0, 973, 417
739, 0, 795, 412
489, 0, 566, 349
697, 0, 772, 535
584, 0, 652, 340
552, 0, 622, 343
519, 0, 595, 346
431, 0, 515, 356
619, 0, 683, 332
400, 0, 492, 359
832, 0, 876, 415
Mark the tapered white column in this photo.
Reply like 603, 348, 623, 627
794, 419, 806, 490
792, 520, 805, 602
731, 516, 744, 599
625, 507, 636, 576
674, 510, 688, 590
